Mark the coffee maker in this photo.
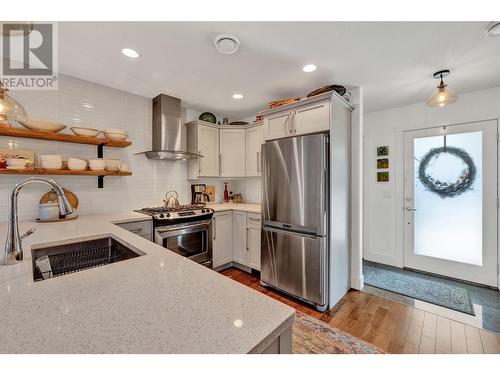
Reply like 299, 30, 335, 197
191, 184, 210, 204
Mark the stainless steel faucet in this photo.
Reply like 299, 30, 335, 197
4, 177, 74, 265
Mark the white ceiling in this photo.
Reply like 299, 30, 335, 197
56, 22, 500, 118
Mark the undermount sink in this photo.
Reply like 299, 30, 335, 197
31, 236, 144, 282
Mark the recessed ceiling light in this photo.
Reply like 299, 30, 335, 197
121, 48, 140, 58
302, 64, 317, 73
232, 93, 243, 99
485, 22, 500, 37
214, 34, 240, 55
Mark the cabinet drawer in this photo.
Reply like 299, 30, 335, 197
246, 213, 262, 228
115, 220, 152, 241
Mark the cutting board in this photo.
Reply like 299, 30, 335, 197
40, 188, 79, 209
206, 185, 216, 202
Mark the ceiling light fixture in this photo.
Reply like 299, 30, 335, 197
214, 34, 240, 55
426, 70, 458, 108
232, 93, 243, 99
121, 48, 140, 58
302, 64, 317, 73
485, 21, 500, 37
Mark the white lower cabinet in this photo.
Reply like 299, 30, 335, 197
247, 227, 261, 271
232, 211, 248, 266
214, 210, 261, 271
212, 211, 233, 268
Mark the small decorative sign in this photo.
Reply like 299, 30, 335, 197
377, 158, 389, 169
377, 146, 389, 157
377, 171, 389, 182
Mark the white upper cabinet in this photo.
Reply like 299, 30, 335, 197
264, 110, 292, 141
219, 128, 246, 177
261, 93, 351, 141
186, 121, 219, 179
245, 124, 263, 177
293, 99, 330, 136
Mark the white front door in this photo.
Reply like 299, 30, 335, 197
403, 120, 498, 287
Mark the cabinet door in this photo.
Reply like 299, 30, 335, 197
248, 227, 261, 271
245, 126, 262, 177
213, 212, 233, 268
293, 99, 330, 136
220, 128, 246, 177
198, 125, 219, 177
232, 211, 248, 266
264, 110, 291, 141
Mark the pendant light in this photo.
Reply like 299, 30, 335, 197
426, 69, 458, 108
0, 83, 28, 127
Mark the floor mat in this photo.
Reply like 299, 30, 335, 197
364, 264, 475, 315
292, 312, 384, 354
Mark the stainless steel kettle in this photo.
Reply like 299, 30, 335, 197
163, 191, 180, 208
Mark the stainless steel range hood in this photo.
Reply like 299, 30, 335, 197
136, 94, 202, 160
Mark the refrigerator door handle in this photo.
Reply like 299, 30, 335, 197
262, 225, 321, 240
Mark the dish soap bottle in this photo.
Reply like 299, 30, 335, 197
223, 182, 229, 202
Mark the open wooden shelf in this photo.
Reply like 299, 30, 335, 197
0, 127, 131, 148
0, 168, 132, 177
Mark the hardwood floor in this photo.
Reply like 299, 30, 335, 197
221, 267, 500, 354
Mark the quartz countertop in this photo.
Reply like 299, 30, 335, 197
0, 211, 293, 353
206, 202, 261, 214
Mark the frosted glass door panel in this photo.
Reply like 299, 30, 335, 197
413, 131, 482, 265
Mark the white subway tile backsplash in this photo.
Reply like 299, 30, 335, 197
0, 74, 189, 222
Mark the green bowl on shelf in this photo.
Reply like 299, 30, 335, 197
199, 112, 216, 124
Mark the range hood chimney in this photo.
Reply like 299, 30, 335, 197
136, 94, 202, 160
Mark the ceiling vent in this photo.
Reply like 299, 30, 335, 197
214, 34, 240, 55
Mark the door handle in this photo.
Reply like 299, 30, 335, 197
246, 228, 249, 251
406, 207, 417, 212
291, 111, 296, 134
198, 150, 202, 174
213, 217, 216, 240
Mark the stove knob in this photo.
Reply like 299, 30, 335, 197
166, 213, 171, 218
201, 209, 206, 213
159, 213, 164, 218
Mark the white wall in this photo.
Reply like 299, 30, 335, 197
363, 86, 500, 268
0, 74, 191, 222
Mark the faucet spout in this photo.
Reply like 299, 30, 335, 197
4, 177, 74, 265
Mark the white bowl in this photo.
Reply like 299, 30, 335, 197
6, 158, 28, 168
68, 158, 87, 171
104, 159, 121, 171
104, 128, 127, 135
88, 159, 105, 171
103, 132, 128, 141
71, 127, 101, 137
17, 119, 66, 133
41, 160, 63, 170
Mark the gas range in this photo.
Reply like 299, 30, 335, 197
136, 204, 214, 268
135, 204, 214, 225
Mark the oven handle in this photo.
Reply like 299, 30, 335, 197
155, 220, 212, 234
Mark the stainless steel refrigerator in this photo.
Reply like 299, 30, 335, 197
261, 133, 329, 311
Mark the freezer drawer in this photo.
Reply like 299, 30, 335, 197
261, 226, 328, 307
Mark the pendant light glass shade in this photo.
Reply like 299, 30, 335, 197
426, 86, 458, 107
0, 86, 28, 127
426, 70, 458, 108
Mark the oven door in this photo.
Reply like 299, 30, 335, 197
154, 219, 212, 266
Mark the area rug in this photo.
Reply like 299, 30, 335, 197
292, 312, 383, 354
364, 264, 474, 315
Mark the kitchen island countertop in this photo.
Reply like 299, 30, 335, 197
0, 211, 293, 354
